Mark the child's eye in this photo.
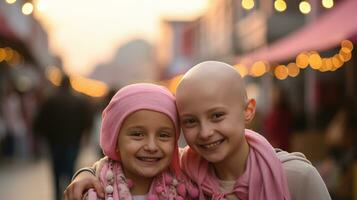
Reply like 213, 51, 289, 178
212, 112, 225, 121
158, 131, 173, 140
129, 131, 144, 137
181, 118, 198, 128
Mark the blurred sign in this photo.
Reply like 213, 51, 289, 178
235, 11, 267, 53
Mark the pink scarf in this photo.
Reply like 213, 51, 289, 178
181, 129, 291, 200
85, 159, 195, 200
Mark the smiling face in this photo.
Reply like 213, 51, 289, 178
117, 109, 175, 180
177, 84, 248, 164
176, 61, 255, 166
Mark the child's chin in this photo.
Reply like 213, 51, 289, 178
139, 169, 162, 178
202, 154, 225, 163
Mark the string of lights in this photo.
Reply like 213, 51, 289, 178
164, 39, 354, 94
233, 39, 353, 80
242, 0, 334, 14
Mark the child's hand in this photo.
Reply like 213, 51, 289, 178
63, 171, 104, 200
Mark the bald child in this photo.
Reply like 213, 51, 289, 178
64, 61, 331, 200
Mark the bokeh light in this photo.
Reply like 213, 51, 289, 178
22, 2, 34, 15
250, 61, 266, 77
287, 63, 300, 77
242, 0, 254, 10
296, 52, 309, 68
322, 0, 334, 9
234, 64, 249, 77
274, 0, 287, 12
6, 0, 16, 4
309, 52, 322, 69
299, 1, 311, 14
274, 65, 288, 80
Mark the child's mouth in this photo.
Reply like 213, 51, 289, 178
137, 157, 161, 162
200, 139, 225, 150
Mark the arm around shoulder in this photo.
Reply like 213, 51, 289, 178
284, 159, 331, 200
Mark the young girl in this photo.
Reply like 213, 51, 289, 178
73, 83, 198, 200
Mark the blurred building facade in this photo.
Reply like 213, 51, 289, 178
0, 0, 60, 160
157, 0, 357, 132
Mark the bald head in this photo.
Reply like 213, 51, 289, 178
176, 61, 247, 105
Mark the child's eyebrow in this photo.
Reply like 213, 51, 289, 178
159, 127, 175, 131
206, 106, 226, 113
126, 125, 145, 129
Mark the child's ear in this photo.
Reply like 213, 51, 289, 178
244, 99, 256, 124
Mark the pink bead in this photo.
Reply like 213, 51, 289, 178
188, 187, 199, 198
164, 175, 172, 184
126, 179, 134, 188
155, 186, 164, 193
147, 194, 158, 200
177, 183, 186, 197
176, 196, 184, 200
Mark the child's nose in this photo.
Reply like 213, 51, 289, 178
144, 137, 158, 152
199, 123, 214, 139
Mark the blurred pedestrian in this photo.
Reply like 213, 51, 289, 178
1, 79, 28, 159
319, 99, 356, 200
263, 85, 292, 151
34, 74, 93, 200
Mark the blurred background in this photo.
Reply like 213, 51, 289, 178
0, 0, 356, 199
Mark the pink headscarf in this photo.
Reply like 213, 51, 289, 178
181, 129, 291, 200
88, 83, 198, 200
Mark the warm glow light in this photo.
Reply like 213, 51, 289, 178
6, 0, 16, 4
309, 53, 322, 69
274, 0, 287, 12
296, 52, 309, 68
234, 64, 248, 77
4, 47, 14, 62
168, 74, 183, 94
287, 63, 300, 77
299, 1, 311, 14
331, 55, 343, 70
250, 61, 266, 77
33, 0, 209, 76
22, 2, 34, 15
319, 59, 329, 72
242, 0, 255, 10
0, 48, 6, 62
36, 0, 47, 12
325, 58, 333, 71
339, 50, 352, 62
322, 0, 334, 9
8, 50, 21, 66
46, 66, 62, 86
70, 76, 109, 97
341, 40, 353, 52
274, 65, 288, 80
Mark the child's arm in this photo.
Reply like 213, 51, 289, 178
281, 154, 331, 200
63, 159, 105, 200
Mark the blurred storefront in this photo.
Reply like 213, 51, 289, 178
159, 0, 356, 130
0, 0, 59, 160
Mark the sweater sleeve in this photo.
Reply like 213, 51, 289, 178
92, 157, 108, 177
282, 158, 331, 200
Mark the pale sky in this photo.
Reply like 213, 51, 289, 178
33, 0, 208, 76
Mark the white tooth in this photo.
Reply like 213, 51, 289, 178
203, 140, 222, 149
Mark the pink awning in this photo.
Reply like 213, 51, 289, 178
236, 0, 357, 65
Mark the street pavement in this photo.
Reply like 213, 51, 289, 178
0, 143, 99, 200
